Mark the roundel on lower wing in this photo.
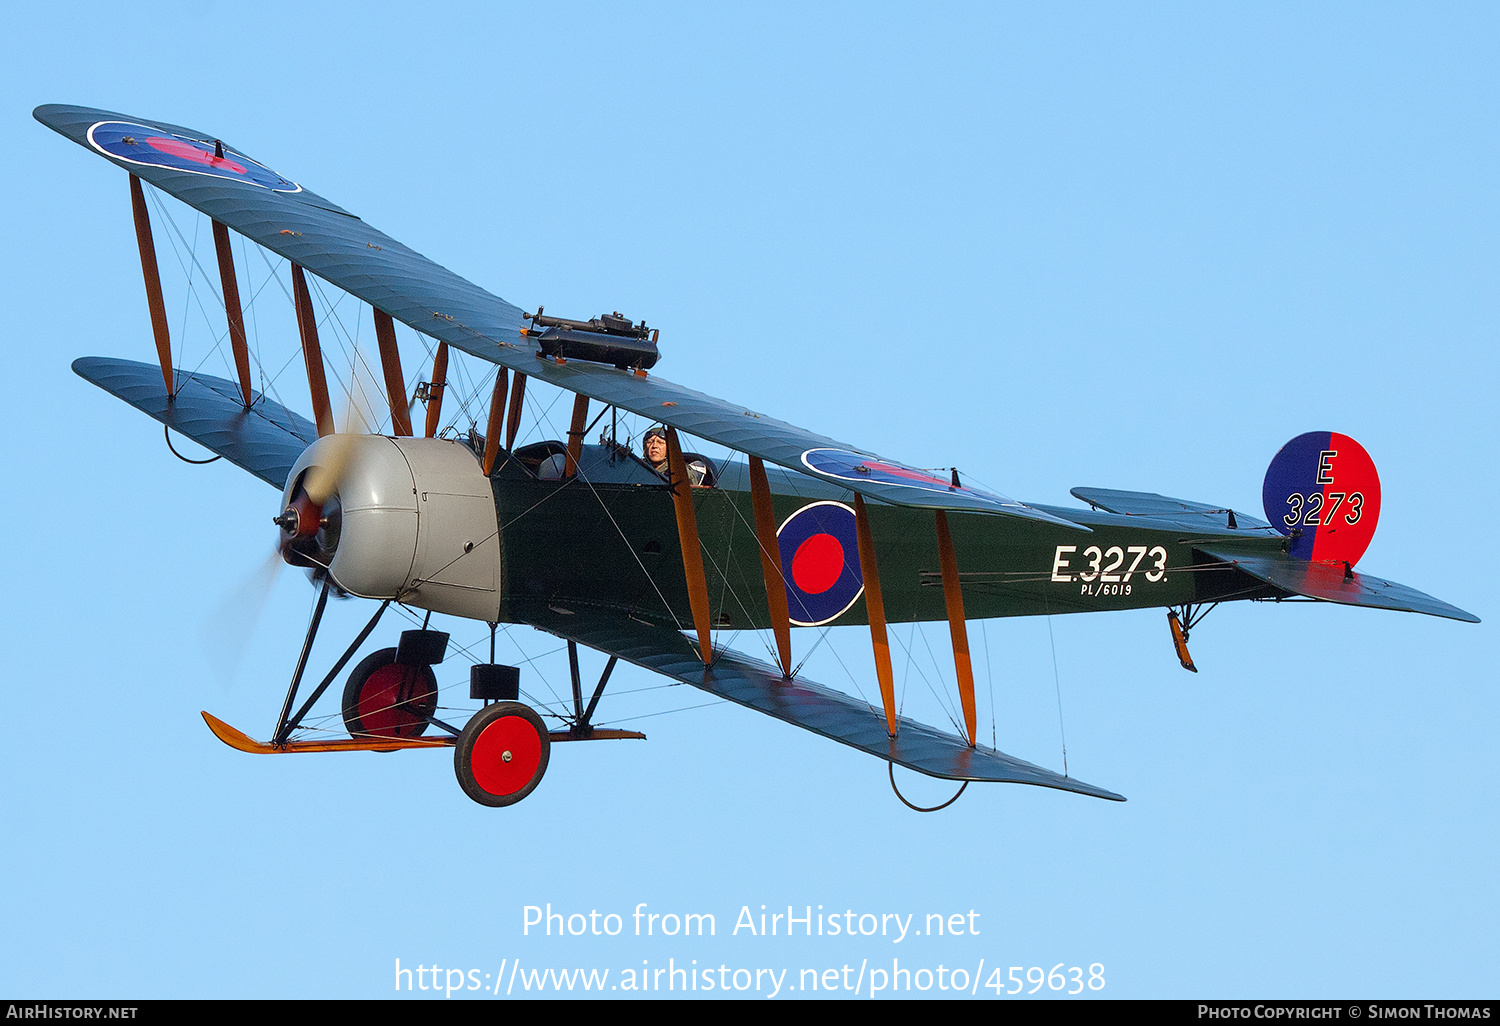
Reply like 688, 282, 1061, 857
87, 121, 301, 192
776, 501, 864, 627
1262, 431, 1381, 567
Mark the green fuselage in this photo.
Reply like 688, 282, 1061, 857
493, 444, 1278, 630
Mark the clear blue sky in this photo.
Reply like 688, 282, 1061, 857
3, 1, 1495, 999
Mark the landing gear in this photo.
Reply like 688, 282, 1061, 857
454, 702, 551, 807
341, 648, 439, 740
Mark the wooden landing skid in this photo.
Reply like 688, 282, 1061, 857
202, 712, 453, 753
202, 712, 645, 754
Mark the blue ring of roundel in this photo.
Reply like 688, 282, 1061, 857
88, 121, 301, 192
775, 501, 865, 627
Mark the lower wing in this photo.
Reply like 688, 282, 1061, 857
511, 602, 1125, 801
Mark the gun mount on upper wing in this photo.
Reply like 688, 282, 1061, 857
524, 306, 660, 372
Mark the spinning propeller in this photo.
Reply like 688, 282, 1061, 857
276, 339, 447, 571
203, 335, 448, 684
275, 428, 356, 572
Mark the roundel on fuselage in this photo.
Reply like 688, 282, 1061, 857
776, 501, 864, 627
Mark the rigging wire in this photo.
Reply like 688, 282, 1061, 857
306, 276, 386, 432
318, 602, 716, 735
138, 216, 761, 738
147, 192, 249, 392
982, 618, 996, 749
888, 619, 965, 738
163, 236, 1028, 758
383, 602, 570, 720
1042, 591, 1070, 777
154, 194, 315, 427
537, 397, 688, 638
238, 231, 264, 399
597, 701, 722, 726
170, 206, 199, 387
712, 467, 805, 670
444, 351, 491, 432
249, 246, 310, 406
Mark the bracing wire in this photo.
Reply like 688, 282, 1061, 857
982, 618, 996, 750
1043, 595, 1070, 777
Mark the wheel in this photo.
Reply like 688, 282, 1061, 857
454, 702, 551, 807
341, 647, 438, 741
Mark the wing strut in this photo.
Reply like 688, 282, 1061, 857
935, 511, 977, 746
853, 495, 898, 735
209, 219, 254, 408
126, 175, 175, 398
748, 456, 793, 677
666, 427, 713, 663
482, 367, 508, 475
564, 394, 588, 477
373, 308, 413, 436
290, 264, 334, 436
505, 373, 527, 450
423, 342, 448, 437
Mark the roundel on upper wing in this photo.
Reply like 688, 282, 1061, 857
87, 121, 301, 192
800, 447, 1015, 506
1262, 431, 1381, 567
776, 501, 864, 627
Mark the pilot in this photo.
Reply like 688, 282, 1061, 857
642, 426, 708, 487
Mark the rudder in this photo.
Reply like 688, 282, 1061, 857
1261, 432, 1381, 567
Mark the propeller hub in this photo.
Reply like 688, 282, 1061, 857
276, 494, 324, 540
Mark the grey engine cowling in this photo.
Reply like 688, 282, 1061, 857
278, 435, 501, 622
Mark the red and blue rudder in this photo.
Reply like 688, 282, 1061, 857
1261, 432, 1382, 566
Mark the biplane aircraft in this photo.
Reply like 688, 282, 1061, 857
36, 103, 1480, 809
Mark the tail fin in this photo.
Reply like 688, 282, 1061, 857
1217, 431, 1477, 622
1075, 435, 1475, 623
1262, 432, 1381, 567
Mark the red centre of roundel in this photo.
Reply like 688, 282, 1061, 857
791, 533, 845, 595
146, 136, 248, 175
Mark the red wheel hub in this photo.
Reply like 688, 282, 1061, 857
356, 664, 434, 738
470, 715, 543, 796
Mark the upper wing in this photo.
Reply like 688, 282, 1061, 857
37, 103, 1083, 531
513, 602, 1123, 800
